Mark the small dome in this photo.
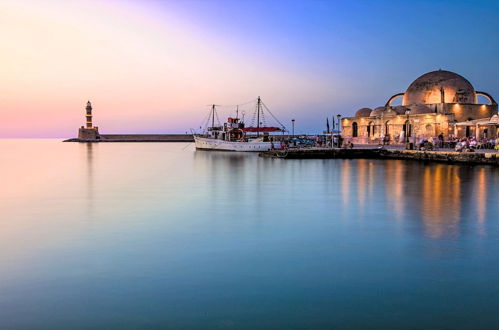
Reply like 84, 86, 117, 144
370, 106, 386, 117
384, 108, 397, 116
409, 104, 433, 115
355, 108, 372, 117
392, 105, 409, 115
403, 70, 476, 105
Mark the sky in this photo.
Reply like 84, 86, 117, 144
1, 0, 499, 137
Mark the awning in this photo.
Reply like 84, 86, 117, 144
243, 127, 283, 132
455, 115, 499, 126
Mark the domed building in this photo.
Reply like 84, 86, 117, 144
341, 70, 498, 144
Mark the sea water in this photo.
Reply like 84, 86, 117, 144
1, 139, 498, 329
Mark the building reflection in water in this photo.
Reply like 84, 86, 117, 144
341, 160, 350, 207
475, 167, 487, 236
356, 159, 366, 209
338, 159, 492, 239
385, 160, 406, 221
420, 165, 461, 238
194, 151, 493, 240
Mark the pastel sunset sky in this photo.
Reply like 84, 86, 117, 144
1, 0, 498, 137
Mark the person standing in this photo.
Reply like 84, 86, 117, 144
438, 132, 444, 148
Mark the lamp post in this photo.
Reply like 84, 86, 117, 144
336, 114, 341, 147
405, 113, 410, 143
291, 119, 295, 137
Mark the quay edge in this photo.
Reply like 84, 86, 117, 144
259, 148, 499, 166
63, 134, 194, 143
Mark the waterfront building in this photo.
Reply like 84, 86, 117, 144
78, 101, 100, 141
341, 70, 499, 143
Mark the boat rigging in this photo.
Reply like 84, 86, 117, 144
193, 97, 286, 152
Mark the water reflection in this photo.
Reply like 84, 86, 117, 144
476, 167, 487, 235
1, 140, 499, 329
418, 165, 458, 238
341, 160, 350, 208
83, 142, 95, 217
193, 152, 497, 240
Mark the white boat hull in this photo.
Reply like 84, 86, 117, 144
194, 136, 281, 152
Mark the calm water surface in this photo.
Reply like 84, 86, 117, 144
1, 139, 498, 329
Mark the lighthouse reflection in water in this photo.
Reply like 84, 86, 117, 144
1, 140, 498, 328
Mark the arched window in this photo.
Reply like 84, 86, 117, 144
403, 120, 412, 140
367, 121, 374, 137
385, 121, 390, 135
352, 122, 358, 137
425, 124, 433, 136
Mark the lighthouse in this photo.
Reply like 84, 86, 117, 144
86, 101, 93, 128
78, 101, 100, 141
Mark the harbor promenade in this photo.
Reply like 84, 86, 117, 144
260, 146, 499, 166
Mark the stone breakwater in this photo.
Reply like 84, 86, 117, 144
259, 148, 499, 166
64, 134, 194, 143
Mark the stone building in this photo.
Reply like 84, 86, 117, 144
341, 70, 498, 144
78, 101, 100, 141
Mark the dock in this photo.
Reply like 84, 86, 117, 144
64, 134, 194, 143
259, 147, 499, 166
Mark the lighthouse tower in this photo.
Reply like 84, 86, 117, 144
86, 100, 93, 128
78, 100, 100, 141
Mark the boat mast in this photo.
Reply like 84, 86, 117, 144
257, 96, 261, 137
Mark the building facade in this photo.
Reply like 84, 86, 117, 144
341, 70, 498, 144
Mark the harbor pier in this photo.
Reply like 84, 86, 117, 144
64, 134, 194, 143
260, 147, 499, 166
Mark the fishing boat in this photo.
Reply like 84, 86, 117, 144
193, 97, 286, 152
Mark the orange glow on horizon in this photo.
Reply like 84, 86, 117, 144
0, 1, 340, 137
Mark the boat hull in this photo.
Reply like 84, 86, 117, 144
194, 136, 281, 152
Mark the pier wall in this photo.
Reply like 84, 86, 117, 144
260, 148, 499, 166
65, 134, 296, 143
64, 134, 194, 142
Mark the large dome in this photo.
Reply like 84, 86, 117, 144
402, 70, 476, 106
409, 104, 433, 115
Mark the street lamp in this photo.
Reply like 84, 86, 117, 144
336, 114, 341, 147
405, 113, 410, 143
291, 119, 295, 137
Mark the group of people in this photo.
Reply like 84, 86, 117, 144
409, 133, 499, 152
453, 136, 499, 152
276, 133, 499, 152
311, 135, 344, 148
275, 135, 348, 149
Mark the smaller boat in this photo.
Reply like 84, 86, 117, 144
194, 97, 285, 152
